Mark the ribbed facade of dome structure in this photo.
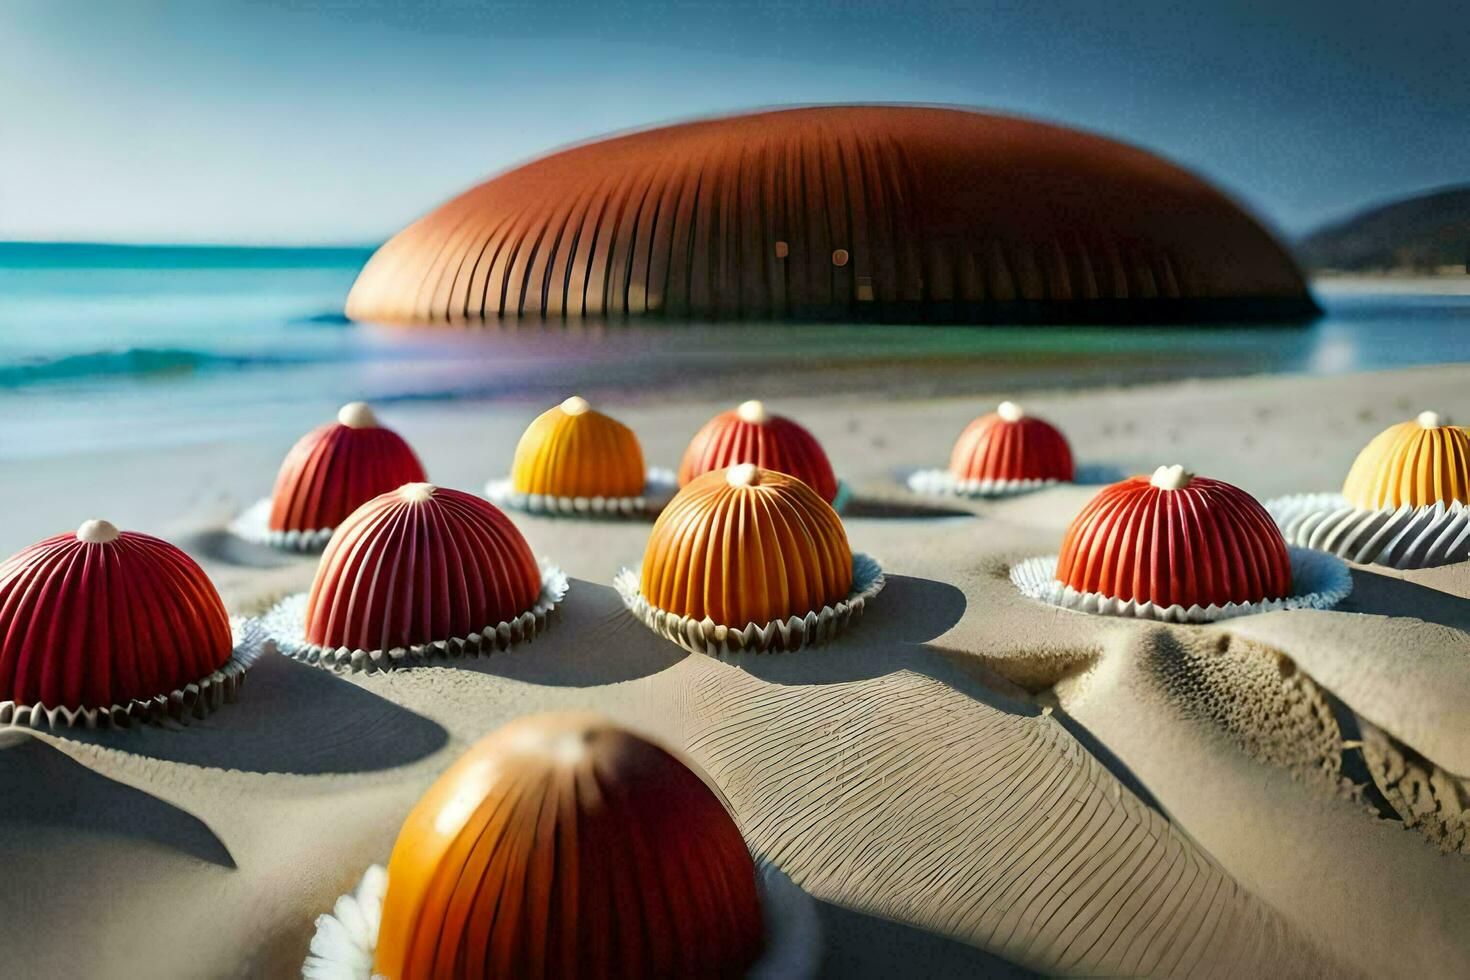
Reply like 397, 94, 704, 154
347, 105, 1316, 325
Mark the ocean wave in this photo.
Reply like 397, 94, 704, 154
0, 347, 311, 387
291, 311, 354, 326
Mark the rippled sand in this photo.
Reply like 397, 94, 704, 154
1, 363, 1466, 977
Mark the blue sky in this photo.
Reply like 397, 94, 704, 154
3, 0, 1465, 245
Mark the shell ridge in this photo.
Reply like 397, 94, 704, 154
117, 540, 176, 703
714, 486, 744, 625
51, 541, 95, 707
358, 498, 411, 652
423, 498, 455, 644
752, 489, 789, 626
136, 539, 199, 697
8, 540, 75, 706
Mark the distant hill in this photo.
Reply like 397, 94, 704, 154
1298, 185, 1470, 273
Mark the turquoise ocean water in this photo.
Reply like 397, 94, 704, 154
1, 243, 1466, 460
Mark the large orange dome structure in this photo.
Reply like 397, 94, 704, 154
346, 105, 1315, 325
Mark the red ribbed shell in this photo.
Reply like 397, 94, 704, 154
0, 529, 232, 709
375, 713, 764, 979
305, 485, 541, 652
1056, 475, 1292, 608
949, 412, 1075, 483
678, 408, 838, 502
269, 420, 426, 533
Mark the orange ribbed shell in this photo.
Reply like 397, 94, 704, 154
678, 408, 838, 502
948, 412, 1074, 483
0, 528, 231, 709
641, 467, 852, 627
1056, 474, 1292, 609
1341, 419, 1470, 509
374, 712, 764, 980
344, 105, 1315, 325
305, 485, 541, 652
268, 420, 425, 533
510, 402, 645, 498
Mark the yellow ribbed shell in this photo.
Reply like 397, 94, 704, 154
1342, 418, 1470, 509
640, 466, 852, 627
510, 399, 645, 498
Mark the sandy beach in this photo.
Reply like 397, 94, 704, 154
0, 361, 1465, 977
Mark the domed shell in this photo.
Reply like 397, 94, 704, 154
0, 520, 232, 709
949, 401, 1075, 484
642, 465, 852, 627
678, 400, 839, 502
1341, 412, 1469, 509
345, 105, 1316, 325
511, 396, 645, 499
375, 712, 764, 980
269, 402, 426, 534
1056, 466, 1292, 609
305, 484, 540, 653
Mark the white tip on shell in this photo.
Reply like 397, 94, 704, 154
1150, 464, 1193, 491
76, 519, 121, 543
560, 396, 591, 416
997, 400, 1024, 422
727, 463, 761, 487
1417, 410, 1447, 429
737, 399, 770, 424
337, 402, 378, 428
399, 482, 437, 503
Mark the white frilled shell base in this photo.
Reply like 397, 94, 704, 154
303, 858, 822, 980
906, 463, 1120, 500
614, 554, 885, 656
227, 498, 333, 553
1266, 492, 1470, 569
0, 618, 268, 731
1009, 547, 1352, 624
484, 467, 678, 517
906, 468, 1061, 498
259, 560, 568, 673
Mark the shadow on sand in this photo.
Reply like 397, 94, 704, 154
0, 732, 235, 868
843, 497, 975, 519
730, 574, 1039, 719
1339, 567, 1470, 635
443, 578, 686, 686
815, 899, 1038, 978
59, 653, 448, 776
183, 527, 314, 570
